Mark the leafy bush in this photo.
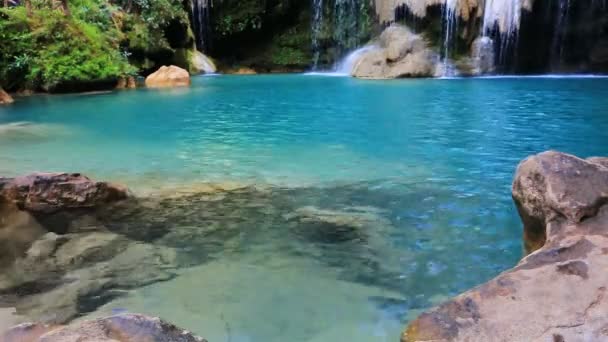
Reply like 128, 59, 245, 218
0, 0, 191, 92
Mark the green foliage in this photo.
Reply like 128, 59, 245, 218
268, 25, 311, 67
0, 0, 191, 91
0, 7, 134, 90
213, 0, 264, 36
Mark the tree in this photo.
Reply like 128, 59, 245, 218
61, 0, 70, 16
24, 0, 32, 16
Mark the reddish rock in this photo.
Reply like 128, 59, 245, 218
1, 314, 206, 342
0, 88, 14, 105
0, 173, 128, 214
126, 76, 137, 89
116, 76, 137, 89
402, 151, 608, 342
230, 67, 257, 75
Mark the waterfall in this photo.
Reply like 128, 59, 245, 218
550, 0, 570, 69
333, 0, 360, 57
311, 0, 371, 70
335, 45, 379, 74
440, 0, 458, 76
192, 0, 212, 52
312, 0, 324, 69
481, 0, 526, 65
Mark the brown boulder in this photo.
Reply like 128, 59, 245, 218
116, 76, 137, 89
402, 151, 608, 342
0, 88, 14, 105
513, 151, 608, 253
0, 173, 128, 214
1, 314, 206, 342
145, 66, 191, 88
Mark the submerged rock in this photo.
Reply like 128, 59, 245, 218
285, 206, 391, 243
2, 232, 178, 323
0, 122, 71, 143
0, 88, 14, 105
0, 173, 128, 214
402, 151, 608, 342
145, 65, 191, 88
352, 25, 438, 79
1, 314, 206, 342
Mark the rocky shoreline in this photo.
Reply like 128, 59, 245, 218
1, 151, 606, 341
403, 151, 608, 341
2, 313, 207, 341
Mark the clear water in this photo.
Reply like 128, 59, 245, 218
1, 75, 608, 341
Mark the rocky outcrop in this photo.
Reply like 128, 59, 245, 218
469, 36, 495, 75
0, 173, 176, 324
0, 88, 14, 105
402, 151, 608, 342
374, 0, 483, 23
190, 51, 217, 74
228, 67, 257, 75
0, 173, 128, 214
352, 25, 438, 79
145, 65, 191, 88
115, 76, 137, 89
2, 314, 206, 342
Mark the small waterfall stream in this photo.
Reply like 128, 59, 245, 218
440, 0, 458, 76
191, 0, 212, 52
335, 45, 379, 74
551, 0, 571, 69
310, 0, 371, 70
312, 0, 324, 69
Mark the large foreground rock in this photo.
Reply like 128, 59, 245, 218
402, 151, 608, 341
352, 25, 438, 79
0, 173, 128, 214
145, 65, 191, 88
2, 314, 206, 342
0, 88, 14, 105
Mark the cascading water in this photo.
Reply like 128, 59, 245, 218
440, 0, 458, 76
312, 0, 324, 69
551, 0, 571, 69
191, 0, 212, 52
335, 45, 379, 74
481, 0, 525, 66
333, 0, 360, 57
311, 0, 371, 70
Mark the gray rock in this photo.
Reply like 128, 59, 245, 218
470, 36, 495, 75
2, 314, 206, 342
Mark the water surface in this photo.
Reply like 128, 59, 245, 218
1, 75, 607, 341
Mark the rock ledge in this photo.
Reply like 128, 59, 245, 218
402, 151, 608, 342
2, 314, 207, 342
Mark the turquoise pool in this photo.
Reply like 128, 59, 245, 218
1, 75, 607, 341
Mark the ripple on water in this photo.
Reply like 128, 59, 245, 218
0, 76, 607, 340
